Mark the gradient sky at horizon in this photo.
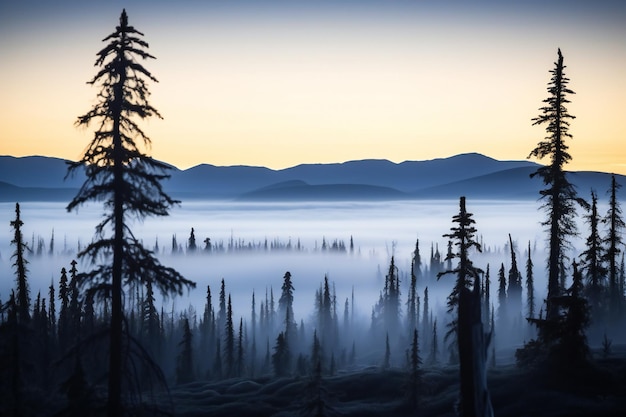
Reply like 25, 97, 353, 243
1, 1, 625, 173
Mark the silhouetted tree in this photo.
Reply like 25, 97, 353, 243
407, 328, 422, 410
272, 332, 290, 377
224, 294, 235, 378
497, 263, 507, 327
528, 48, 585, 322
602, 175, 624, 321
10, 203, 30, 323
187, 227, 197, 253
581, 191, 607, 320
438, 196, 492, 417
176, 318, 194, 384
383, 332, 391, 369
525, 242, 536, 319
507, 235, 523, 339
66, 10, 195, 415
278, 271, 296, 338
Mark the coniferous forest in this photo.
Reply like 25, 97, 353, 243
1, 10, 626, 417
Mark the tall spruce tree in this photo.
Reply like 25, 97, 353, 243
526, 242, 536, 319
581, 191, 607, 320
437, 196, 492, 417
528, 48, 585, 322
602, 175, 624, 321
10, 203, 30, 323
66, 10, 195, 416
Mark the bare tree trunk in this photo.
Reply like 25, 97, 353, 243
458, 286, 493, 417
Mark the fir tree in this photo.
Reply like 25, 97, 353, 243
187, 227, 197, 253
526, 242, 536, 319
224, 294, 235, 378
407, 328, 422, 410
497, 263, 507, 326
66, 10, 195, 415
437, 196, 492, 416
278, 271, 296, 337
528, 48, 585, 322
581, 191, 607, 319
10, 203, 30, 322
176, 317, 194, 384
602, 175, 624, 321
382, 332, 391, 370
272, 332, 290, 377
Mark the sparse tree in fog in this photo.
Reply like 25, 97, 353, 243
407, 328, 422, 410
581, 191, 607, 320
507, 234, 523, 338
224, 294, 235, 378
278, 271, 296, 338
383, 332, 391, 369
187, 227, 197, 252
526, 242, 536, 319
11, 203, 30, 323
66, 10, 195, 415
497, 263, 507, 327
483, 264, 491, 325
438, 196, 492, 417
602, 175, 624, 321
176, 317, 194, 384
272, 332, 290, 377
528, 48, 585, 322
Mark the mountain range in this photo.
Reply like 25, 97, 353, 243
0, 153, 622, 202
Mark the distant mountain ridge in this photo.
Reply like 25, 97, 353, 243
0, 153, 622, 201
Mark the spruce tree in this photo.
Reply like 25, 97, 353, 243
10, 203, 30, 323
528, 48, 585, 322
437, 196, 492, 416
272, 332, 290, 377
176, 317, 194, 384
66, 10, 195, 415
187, 227, 197, 253
602, 175, 624, 321
224, 294, 235, 378
526, 242, 536, 319
278, 271, 295, 337
581, 191, 607, 320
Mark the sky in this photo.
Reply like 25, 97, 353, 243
1, 0, 625, 173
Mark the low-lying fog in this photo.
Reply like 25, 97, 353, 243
1, 199, 595, 350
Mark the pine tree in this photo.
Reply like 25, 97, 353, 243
602, 175, 624, 321
497, 263, 507, 327
437, 196, 492, 416
272, 332, 290, 377
581, 191, 607, 320
224, 294, 235, 378
66, 10, 195, 415
384, 256, 401, 340
526, 242, 536, 319
528, 48, 585, 322
407, 328, 422, 410
176, 317, 194, 384
383, 332, 391, 369
237, 317, 245, 377
10, 203, 30, 323
428, 318, 439, 365
278, 271, 295, 337
483, 264, 491, 325
187, 227, 197, 253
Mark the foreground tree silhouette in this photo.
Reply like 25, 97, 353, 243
66, 9, 195, 416
438, 197, 493, 417
528, 48, 585, 322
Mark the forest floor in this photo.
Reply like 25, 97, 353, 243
167, 347, 626, 417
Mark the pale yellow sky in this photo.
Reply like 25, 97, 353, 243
1, 1, 625, 173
